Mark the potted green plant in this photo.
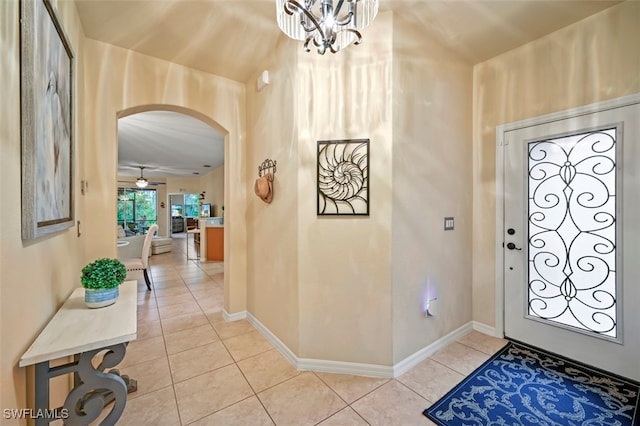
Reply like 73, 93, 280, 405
81, 258, 127, 308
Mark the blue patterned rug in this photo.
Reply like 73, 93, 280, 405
423, 342, 639, 425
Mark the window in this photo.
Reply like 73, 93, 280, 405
117, 188, 157, 234
184, 193, 200, 218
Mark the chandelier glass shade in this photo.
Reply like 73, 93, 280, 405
276, 0, 379, 55
136, 167, 149, 188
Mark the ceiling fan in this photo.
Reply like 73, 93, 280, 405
135, 166, 149, 188
117, 166, 166, 187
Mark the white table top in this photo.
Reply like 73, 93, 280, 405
20, 281, 138, 367
187, 228, 200, 234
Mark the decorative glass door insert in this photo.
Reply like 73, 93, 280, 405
527, 128, 617, 338
503, 98, 640, 381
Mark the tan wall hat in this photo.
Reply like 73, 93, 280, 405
254, 173, 273, 203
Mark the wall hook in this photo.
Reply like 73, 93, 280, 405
255, 159, 276, 204
258, 159, 277, 177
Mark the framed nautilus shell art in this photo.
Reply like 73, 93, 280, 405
317, 139, 369, 216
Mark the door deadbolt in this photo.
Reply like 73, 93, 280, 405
507, 228, 516, 235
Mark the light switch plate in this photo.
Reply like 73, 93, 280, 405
444, 217, 454, 230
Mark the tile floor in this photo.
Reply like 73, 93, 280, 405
103, 233, 508, 425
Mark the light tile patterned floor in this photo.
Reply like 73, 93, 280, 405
101, 233, 507, 425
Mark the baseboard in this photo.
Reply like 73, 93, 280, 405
222, 309, 247, 322
392, 322, 474, 377
247, 312, 476, 379
472, 321, 497, 337
298, 357, 394, 378
246, 312, 298, 367
247, 312, 394, 378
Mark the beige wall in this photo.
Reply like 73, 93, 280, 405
165, 176, 202, 195
472, 1, 640, 326
245, 11, 472, 366
202, 165, 224, 217
82, 42, 248, 315
246, 36, 300, 352
391, 16, 474, 362
1, 0, 86, 417
296, 13, 395, 364
245, 14, 396, 364
1, 5, 250, 413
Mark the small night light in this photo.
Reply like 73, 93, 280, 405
424, 298, 438, 317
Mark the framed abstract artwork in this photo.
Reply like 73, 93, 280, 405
317, 139, 369, 216
21, 0, 75, 240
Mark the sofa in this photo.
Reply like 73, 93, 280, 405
151, 237, 172, 254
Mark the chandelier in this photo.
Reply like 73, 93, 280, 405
136, 167, 149, 188
276, 0, 379, 55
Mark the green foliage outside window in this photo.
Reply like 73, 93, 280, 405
184, 193, 200, 218
117, 188, 157, 227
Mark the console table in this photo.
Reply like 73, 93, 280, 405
20, 281, 138, 425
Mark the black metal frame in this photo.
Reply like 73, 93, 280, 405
317, 138, 369, 216
258, 159, 277, 177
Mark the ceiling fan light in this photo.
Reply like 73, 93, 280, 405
136, 166, 149, 188
136, 177, 149, 188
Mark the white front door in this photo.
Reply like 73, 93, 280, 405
502, 99, 640, 381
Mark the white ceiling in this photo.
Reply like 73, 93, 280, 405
117, 111, 224, 179
75, 0, 621, 81
79, 0, 620, 177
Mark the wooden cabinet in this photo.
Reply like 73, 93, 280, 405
206, 227, 224, 261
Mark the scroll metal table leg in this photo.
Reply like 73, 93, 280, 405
63, 344, 129, 426
32, 343, 132, 426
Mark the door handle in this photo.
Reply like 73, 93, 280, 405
506, 242, 522, 251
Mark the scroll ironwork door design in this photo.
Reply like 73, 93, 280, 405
528, 128, 617, 337
502, 98, 640, 382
